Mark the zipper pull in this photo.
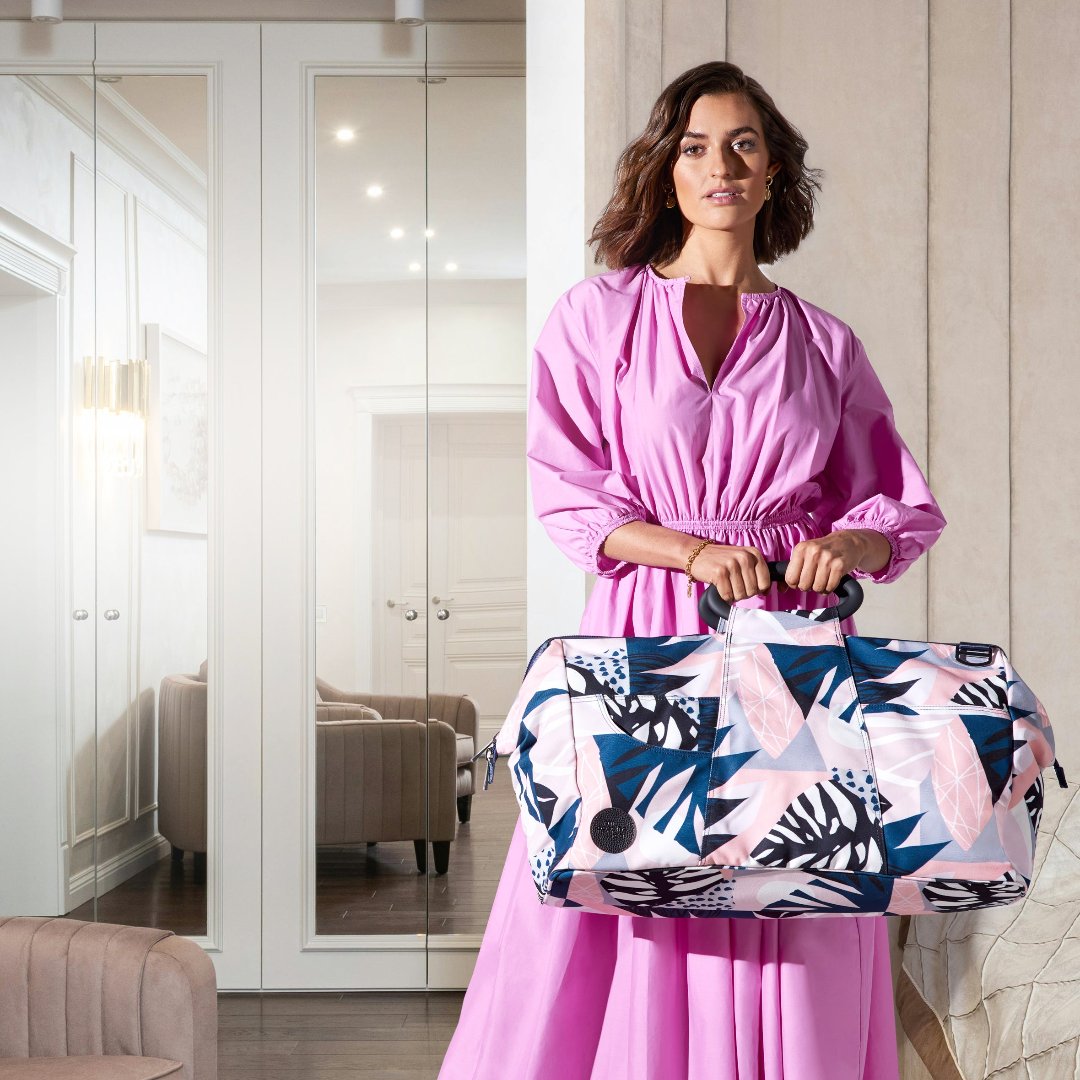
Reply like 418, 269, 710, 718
472, 736, 499, 789
1053, 758, 1068, 789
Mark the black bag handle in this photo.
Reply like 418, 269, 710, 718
698, 559, 864, 629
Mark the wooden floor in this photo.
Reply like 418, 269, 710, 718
70, 758, 519, 937
218, 991, 464, 1079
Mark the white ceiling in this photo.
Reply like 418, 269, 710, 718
103, 68, 524, 285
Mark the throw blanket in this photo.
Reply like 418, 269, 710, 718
898, 781, 1080, 1077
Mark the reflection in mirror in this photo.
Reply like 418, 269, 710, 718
0, 72, 209, 934
425, 75, 526, 937
314, 75, 429, 935
311, 72, 526, 936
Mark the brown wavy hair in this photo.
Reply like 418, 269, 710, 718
587, 61, 824, 270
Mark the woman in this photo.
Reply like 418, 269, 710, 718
439, 60, 946, 1080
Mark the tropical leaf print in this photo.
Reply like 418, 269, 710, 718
593, 733, 709, 855
1023, 774, 1044, 838
951, 673, 1008, 710
625, 636, 710, 696
931, 715, 992, 850
598, 693, 718, 753
741, 645, 805, 757
755, 869, 894, 917
843, 637, 923, 706
749, 779, 884, 872
761, 642, 851, 718
598, 866, 735, 913
921, 872, 1026, 911
958, 711, 1014, 804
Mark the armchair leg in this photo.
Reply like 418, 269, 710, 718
413, 840, 451, 874
170, 845, 184, 864
432, 841, 450, 875
193, 851, 206, 884
457, 794, 473, 823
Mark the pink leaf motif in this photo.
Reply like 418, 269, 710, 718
931, 715, 992, 850
740, 644, 803, 758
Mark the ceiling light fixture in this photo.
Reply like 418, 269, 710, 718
30, 0, 62, 21
365, 184, 383, 198
335, 128, 355, 142
395, 0, 424, 26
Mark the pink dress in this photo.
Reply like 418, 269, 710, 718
438, 262, 947, 1080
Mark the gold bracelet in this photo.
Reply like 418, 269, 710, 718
684, 538, 712, 598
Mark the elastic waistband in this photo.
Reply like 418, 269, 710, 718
657, 507, 813, 532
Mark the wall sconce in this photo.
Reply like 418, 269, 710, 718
83, 356, 149, 478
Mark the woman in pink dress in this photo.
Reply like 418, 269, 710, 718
439, 60, 946, 1080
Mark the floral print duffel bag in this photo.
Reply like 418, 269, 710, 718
476, 567, 1066, 919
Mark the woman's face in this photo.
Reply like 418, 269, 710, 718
669, 92, 776, 232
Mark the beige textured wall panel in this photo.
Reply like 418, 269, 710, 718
659, 1, 724, 95
729, 1, 931, 639
928, 2, 1011, 659
1011, 2, 1080, 770
584, 0, 628, 278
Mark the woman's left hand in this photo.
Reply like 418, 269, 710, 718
779, 529, 891, 594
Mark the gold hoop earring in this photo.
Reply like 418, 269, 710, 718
664, 184, 677, 209
764, 173, 775, 201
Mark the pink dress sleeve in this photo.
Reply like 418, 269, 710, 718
526, 288, 650, 577
811, 331, 948, 584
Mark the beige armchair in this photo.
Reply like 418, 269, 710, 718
0, 915, 217, 1080
314, 679, 479, 819
157, 666, 208, 880
157, 664, 479, 876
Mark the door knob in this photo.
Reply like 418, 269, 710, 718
404, 608, 419, 621
73, 609, 89, 621
104, 609, 120, 621
436, 608, 450, 621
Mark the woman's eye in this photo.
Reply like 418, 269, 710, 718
682, 139, 755, 155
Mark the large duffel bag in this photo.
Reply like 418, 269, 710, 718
477, 562, 1066, 918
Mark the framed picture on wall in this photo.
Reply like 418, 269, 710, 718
144, 322, 208, 535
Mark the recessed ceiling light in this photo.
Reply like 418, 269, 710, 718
335, 128, 355, 142
389, 227, 404, 239
424, 227, 435, 238
366, 184, 383, 198
445, 262, 458, 272
408, 262, 422, 272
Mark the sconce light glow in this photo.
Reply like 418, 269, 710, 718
334, 127, 356, 143
365, 184, 383, 198
445, 262, 458, 272
424, 227, 435, 238
389, 227, 404, 239
408, 262, 422, 272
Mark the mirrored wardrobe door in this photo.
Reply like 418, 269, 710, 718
89, 21, 263, 987
423, 69, 527, 968
313, 71, 429, 938
78, 71, 211, 936
261, 22, 432, 989
0, 69, 93, 920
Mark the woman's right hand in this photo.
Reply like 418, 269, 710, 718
689, 543, 788, 601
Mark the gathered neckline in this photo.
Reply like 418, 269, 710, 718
645, 261, 782, 298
